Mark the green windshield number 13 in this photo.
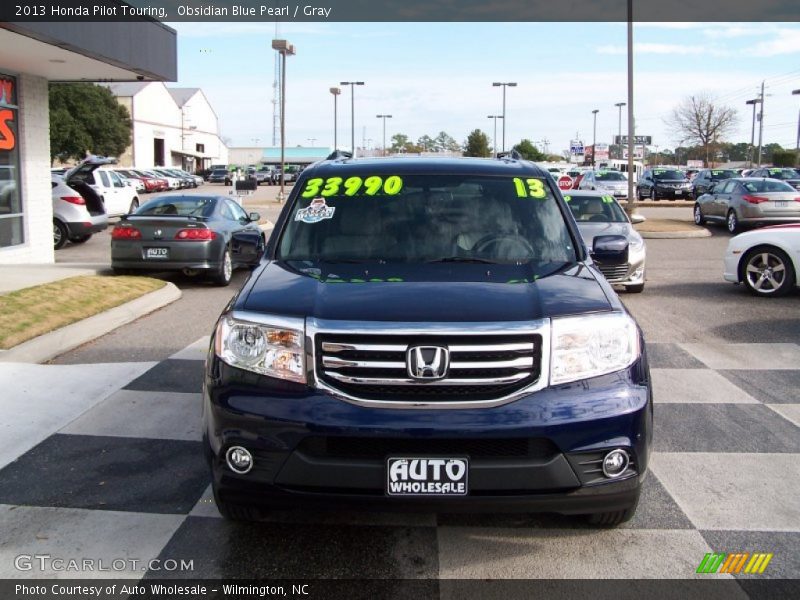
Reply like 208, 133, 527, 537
513, 178, 547, 199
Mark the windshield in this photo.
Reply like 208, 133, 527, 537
278, 172, 577, 265
710, 169, 737, 180
566, 195, 627, 223
742, 180, 796, 193
136, 196, 216, 217
652, 169, 685, 180
767, 168, 798, 180
595, 171, 626, 181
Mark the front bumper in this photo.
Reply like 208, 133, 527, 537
204, 354, 652, 514
653, 186, 691, 200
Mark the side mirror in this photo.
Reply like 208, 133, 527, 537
249, 212, 261, 222
592, 235, 629, 266
708, 184, 716, 193
630, 214, 646, 224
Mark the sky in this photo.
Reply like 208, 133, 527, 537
166, 21, 800, 156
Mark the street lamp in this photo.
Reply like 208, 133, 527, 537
793, 89, 800, 150
329, 87, 341, 150
745, 98, 761, 168
272, 39, 295, 202
487, 115, 503, 158
614, 102, 626, 159
307, 138, 317, 146
591, 109, 599, 167
340, 81, 364, 156
376, 114, 392, 156
492, 82, 517, 152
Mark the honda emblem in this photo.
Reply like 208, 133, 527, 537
407, 346, 449, 380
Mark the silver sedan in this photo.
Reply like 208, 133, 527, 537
564, 190, 647, 293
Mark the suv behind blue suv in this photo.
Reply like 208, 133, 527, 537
203, 155, 652, 526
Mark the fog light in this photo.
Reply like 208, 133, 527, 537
226, 446, 253, 474
602, 449, 629, 478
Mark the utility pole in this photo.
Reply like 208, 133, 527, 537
793, 89, 800, 150
614, 102, 626, 159
625, 0, 635, 214
745, 98, 760, 168
757, 80, 765, 167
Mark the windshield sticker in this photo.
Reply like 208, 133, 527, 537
653, 169, 666, 175
769, 169, 781, 174
563, 195, 571, 202
295, 198, 335, 223
602, 195, 614, 204
302, 175, 404, 198
512, 177, 547, 199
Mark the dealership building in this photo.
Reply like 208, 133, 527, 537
0, 21, 177, 264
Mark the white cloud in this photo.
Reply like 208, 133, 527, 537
597, 43, 719, 56
750, 28, 800, 57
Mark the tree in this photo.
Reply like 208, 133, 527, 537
49, 83, 131, 163
389, 133, 421, 154
664, 93, 738, 167
512, 139, 546, 161
417, 135, 435, 152
771, 149, 798, 167
463, 129, 491, 157
434, 131, 460, 153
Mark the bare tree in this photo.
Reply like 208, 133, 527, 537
664, 94, 738, 166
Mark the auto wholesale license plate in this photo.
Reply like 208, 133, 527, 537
775, 201, 788, 208
145, 247, 169, 259
386, 457, 468, 496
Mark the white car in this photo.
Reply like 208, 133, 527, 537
724, 225, 800, 297
64, 159, 141, 216
148, 168, 182, 190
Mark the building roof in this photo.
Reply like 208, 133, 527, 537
168, 88, 200, 107
101, 82, 151, 97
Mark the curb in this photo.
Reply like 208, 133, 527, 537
639, 228, 712, 239
0, 282, 182, 364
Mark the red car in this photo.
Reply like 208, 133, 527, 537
116, 169, 165, 193
131, 169, 169, 192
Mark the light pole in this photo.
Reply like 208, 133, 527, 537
745, 98, 760, 168
340, 81, 364, 156
591, 109, 599, 167
492, 82, 517, 153
487, 115, 503, 158
757, 80, 765, 167
625, 0, 635, 214
272, 39, 295, 202
793, 89, 800, 150
307, 138, 316, 146
376, 114, 392, 156
329, 87, 340, 150
614, 102, 626, 159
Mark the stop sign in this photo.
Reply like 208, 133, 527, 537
557, 175, 573, 191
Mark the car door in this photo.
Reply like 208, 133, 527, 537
638, 171, 652, 196
94, 170, 119, 213
695, 171, 709, 195
712, 180, 735, 217
224, 199, 264, 265
107, 170, 133, 215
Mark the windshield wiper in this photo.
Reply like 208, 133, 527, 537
320, 258, 380, 264
427, 256, 498, 264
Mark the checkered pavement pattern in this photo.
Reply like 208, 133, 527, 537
0, 338, 797, 583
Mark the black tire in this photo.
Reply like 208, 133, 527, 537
53, 219, 68, 250
649, 187, 657, 201
69, 234, 92, 244
625, 283, 645, 293
112, 267, 132, 276
129, 198, 139, 213
741, 246, 796, 297
587, 503, 638, 526
726, 209, 739, 234
693, 203, 706, 225
211, 247, 233, 286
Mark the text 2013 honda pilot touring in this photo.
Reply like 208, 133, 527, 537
203, 154, 652, 526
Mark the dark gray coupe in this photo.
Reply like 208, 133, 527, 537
110, 195, 264, 286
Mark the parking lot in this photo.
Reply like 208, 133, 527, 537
1, 197, 798, 588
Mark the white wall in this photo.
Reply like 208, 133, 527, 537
0, 73, 53, 264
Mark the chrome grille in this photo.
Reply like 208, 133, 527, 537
315, 333, 542, 402
597, 263, 630, 282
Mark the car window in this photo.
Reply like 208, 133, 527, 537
767, 168, 797, 179
108, 171, 125, 188
710, 169, 736, 180
136, 196, 216, 217
651, 169, 684, 180
594, 171, 626, 181
278, 172, 577, 266
227, 200, 250, 222
568, 195, 627, 223
742, 179, 795, 193
717, 181, 734, 194
98, 171, 110, 187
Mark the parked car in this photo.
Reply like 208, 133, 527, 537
130, 169, 169, 192
116, 168, 160, 193
171, 168, 204, 187
724, 224, 800, 296
157, 168, 197, 188
252, 167, 276, 185
636, 168, 692, 200
578, 170, 629, 198
147, 168, 182, 190
694, 177, 800, 233
691, 169, 738, 199
748, 167, 800, 191
51, 165, 109, 250
63, 158, 141, 216
207, 168, 231, 185
204, 156, 652, 525
564, 190, 646, 292
110, 194, 264, 286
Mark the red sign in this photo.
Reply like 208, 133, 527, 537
557, 175, 573, 191
0, 77, 16, 151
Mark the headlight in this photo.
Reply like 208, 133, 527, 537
550, 313, 639, 385
629, 235, 645, 252
214, 314, 306, 383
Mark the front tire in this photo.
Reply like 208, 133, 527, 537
726, 209, 739, 234
693, 203, 706, 225
211, 247, 233, 286
53, 219, 68, 250
649, 187, 657, 201
741, 247, 795, 297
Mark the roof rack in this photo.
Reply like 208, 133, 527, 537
325, 150, 353, 161
496, 149, 522, 160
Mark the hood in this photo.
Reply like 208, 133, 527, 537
241, 261, 613, 322
576, 222, 635, 247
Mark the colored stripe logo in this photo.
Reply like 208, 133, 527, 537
697, 552, 773, 574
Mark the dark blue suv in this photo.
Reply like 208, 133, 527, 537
203, 155, 652, 525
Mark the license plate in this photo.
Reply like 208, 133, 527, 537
674, 190, 682, 195
386, 457, 468, 496
145, 247, 169, 259
775, 201, 788, 208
